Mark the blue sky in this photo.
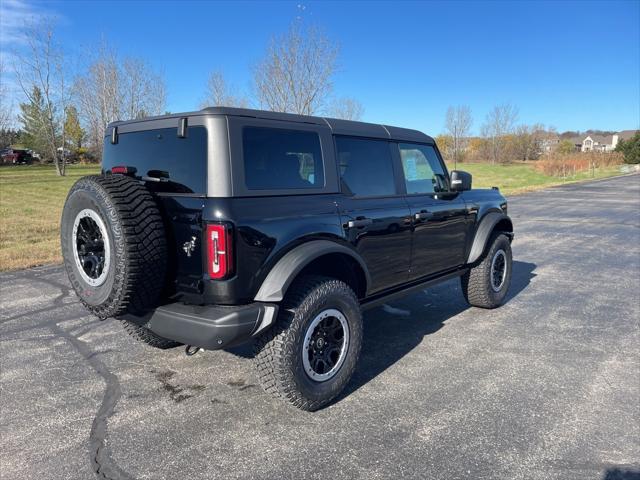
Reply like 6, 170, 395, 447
1, 0, 639, 135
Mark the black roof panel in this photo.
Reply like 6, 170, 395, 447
109, 107, 434, 143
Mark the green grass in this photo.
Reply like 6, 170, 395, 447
0, 162, 626, 272
446, 162, 623, 196
0, 164, 100, 271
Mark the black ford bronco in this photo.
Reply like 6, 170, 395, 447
61, 107, 513, 411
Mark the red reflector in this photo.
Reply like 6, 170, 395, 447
111, 166, 128, 174
206, 224, 232, 279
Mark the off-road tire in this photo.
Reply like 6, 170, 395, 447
121, 319, 181, 350
461, 232, 512, 308
61, 174, 168, 319
253, 275, 363, 411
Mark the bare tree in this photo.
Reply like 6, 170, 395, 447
199, 70, 248, 108
121, 58, 167, 119
445, 105, 472, 168
0, 59, 13, 131
513, 123, 545, 161
13, 20, 70, 175
253, 23, 338, 115
75, 44, 120, 155
75, 42, 167, 157
327, 97, 364, 120
481, 103, 519, 164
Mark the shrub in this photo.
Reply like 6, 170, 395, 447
615, 132, 640, 164
535, 152, 624, 177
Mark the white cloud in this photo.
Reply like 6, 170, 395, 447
0, 0, 62, 47
0, 1, 66, 127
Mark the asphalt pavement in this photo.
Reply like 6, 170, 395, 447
1, 174, 639, 480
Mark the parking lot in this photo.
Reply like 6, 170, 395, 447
1, 175, 639, 480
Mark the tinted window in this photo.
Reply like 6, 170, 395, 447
243, 127, 324, 190
399, 143, 448, 194
336, 137, 396, 196
103, 127, 207, 194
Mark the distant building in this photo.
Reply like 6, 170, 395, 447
539, 132, 560, 154
581, 130, 637, 152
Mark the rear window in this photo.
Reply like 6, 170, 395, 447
243, 127, 324, 190
103, 126, 207, 194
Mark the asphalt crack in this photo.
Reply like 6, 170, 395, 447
3, 271, 135, 480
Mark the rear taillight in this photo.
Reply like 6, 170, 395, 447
206, 224, 233, 279
111, 165, 128, 174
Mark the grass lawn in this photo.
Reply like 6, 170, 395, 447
0, 164, 100, 272
0, 162, 627, 272
445, 162, 624, 196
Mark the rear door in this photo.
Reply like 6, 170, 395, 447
334, 136, 412, 293
397, 142, 468, 279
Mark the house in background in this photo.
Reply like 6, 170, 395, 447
581, 130, 637, 152
567, 136, 584, 151
539, 132, 560, 154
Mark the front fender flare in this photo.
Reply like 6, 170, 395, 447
254, 240, 371, 302
467, 212, 513, 264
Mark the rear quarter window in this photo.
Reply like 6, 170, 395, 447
242, 126, 324, 190
102, 126, 207, 194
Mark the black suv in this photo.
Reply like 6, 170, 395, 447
61, 107, 513, 410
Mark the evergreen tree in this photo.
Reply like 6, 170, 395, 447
18, 86, 51, 159
64, 105, 85, 151
615, 132, 640, 164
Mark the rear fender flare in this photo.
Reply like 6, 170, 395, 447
254, 240, 370, 302
467, 212, 513, 264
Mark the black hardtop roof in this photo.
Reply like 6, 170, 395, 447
109, 107, 434, 144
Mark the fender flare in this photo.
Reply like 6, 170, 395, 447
467, 212, 513, 264
254, 240, 371, 302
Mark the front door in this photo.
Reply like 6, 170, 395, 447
397, 142, 468, 279
335, 136, 412, 293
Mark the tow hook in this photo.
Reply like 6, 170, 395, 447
185, 345, 203, 356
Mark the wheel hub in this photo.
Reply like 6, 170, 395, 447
302, 309, 350, 382
72, 209, 111, 287
490, 249, 507, 292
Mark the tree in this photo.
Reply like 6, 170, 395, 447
64, 106, 85, 151
481, 103, 519, 164
0, 129, 20, 150
253, 22, 338, 115
512, 123, 544, 161
557, 139, 576, 155
615, 131, 640, 164
121, 57, 167, 120
74, 42, 167, 159
13, 20, 71, 175
200, 70, 248, 108
435, 134, 453, 162
0, 60, 13, 131
18, 86, 49, 155
444, 105, 472, 168
327, 97, 364, 120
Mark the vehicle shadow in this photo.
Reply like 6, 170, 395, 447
602, 468, 640, 480
334, 260, 537, 403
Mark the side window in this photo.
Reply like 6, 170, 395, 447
399, 143, 449, 194
243, 127, 324, 190
335, 137, 396, 196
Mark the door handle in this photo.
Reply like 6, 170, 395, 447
414, 210, 432, 221
347, 218, 373, 228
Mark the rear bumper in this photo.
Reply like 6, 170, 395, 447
121, 302, 278, 350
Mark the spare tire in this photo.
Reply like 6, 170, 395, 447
61, 175, 167, 319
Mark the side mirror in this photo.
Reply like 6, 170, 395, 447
450, 170, 472, 192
